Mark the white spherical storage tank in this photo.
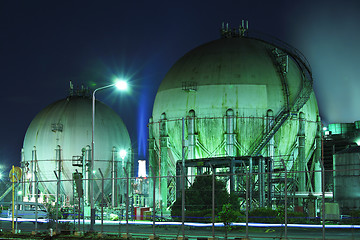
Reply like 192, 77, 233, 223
148, 29, 322, 208
22, 93, 131, 206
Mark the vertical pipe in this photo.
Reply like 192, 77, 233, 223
57, 146, 62, 194
262, 158, 266, 207
15, 188, 18, 233
160, 113, 168, 209
259, 158, 265, 207
111, 147, 118, 208
73, 176, 76, 232
230, 158, 235, 193
148, 117, 156, 205
56, 145, 61, 234
241, 161, 249, 239
85, 146, 91, 206
181, 117, 186, 239
259, 159, 263, 207
266, 110, 274, 207
187, 111, 195, 160
226, 109, 235, 157
187, 111, 195, 184
321, 136, 325, 240
21, 148, 25, 201
298, 113, 306, 199
81, 147, 86, 205
281, 159, 288, 239
266, 110, 274, 157
99, 168, 104, 233
31, 147, 37, 200
90, 91, 96, 232
210, 164, 215, 239
267, 158, 273, 207
54, 170, 59, 234
150, 166, 156, 237
34, 147, 38, 202
34, 160, 38, 233
78, 187, 81, 231
249, 157, 253, 210
123, 167, 129, 237
11, 166, 15, 234
314, 116, 322, 194
176, 164, 181, 199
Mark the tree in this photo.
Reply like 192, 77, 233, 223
171, 174, 239, 222
218, 203, 239, 240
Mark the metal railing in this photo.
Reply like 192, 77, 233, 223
0, 167, 360, 239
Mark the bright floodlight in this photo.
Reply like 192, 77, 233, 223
115, 80, 128, 91
323, 127, 327, 131
138, 160, 147, 178
119, 149, 127, 159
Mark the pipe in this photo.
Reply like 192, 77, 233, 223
226, 109, 235, 156
55, 145, 62, 234
266, 110, 274, 158
181, 117, 186, 239
85, 146, 91, 205
111, 146, 118, 208
314, 116, 322, 193
31, 146, 37, 200
160, 113, 168, 209
187, 110, 195, 160
298, 112, 306, 205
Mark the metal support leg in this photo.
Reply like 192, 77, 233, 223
281, 159, 287, 239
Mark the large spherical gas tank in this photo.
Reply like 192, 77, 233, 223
334, 146, 360, 214
150, 37, 319, 175
22, 96, 131, 202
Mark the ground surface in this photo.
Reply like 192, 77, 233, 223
0, 221, 359, 239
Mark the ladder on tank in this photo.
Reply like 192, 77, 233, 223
248, 48, 313, 157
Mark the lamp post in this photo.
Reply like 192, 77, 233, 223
90, 80, 128, 231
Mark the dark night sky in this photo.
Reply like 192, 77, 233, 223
1, 0, 360, 173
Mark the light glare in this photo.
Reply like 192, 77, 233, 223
120, 149, 127, 159
138, 160, 146, 178
115, 80, 128, 91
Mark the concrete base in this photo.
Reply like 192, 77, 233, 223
122, 233, 132, 239
148, 234, 159, 240
176, 236, 188, 240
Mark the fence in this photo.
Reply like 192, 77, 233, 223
1, 166, 360, 240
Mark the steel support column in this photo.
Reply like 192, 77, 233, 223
111, 147, 118, 208
159, 113, 168, 209
298, 112, 306, 206
314, 116, 322, 193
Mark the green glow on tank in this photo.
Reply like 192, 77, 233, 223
149, 36, 320, 206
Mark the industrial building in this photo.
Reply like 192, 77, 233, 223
323, 121, 360, 214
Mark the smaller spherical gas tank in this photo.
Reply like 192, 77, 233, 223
22, 95, 131, 202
